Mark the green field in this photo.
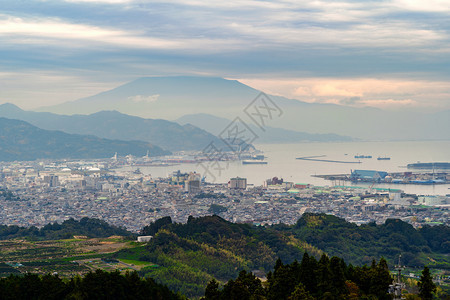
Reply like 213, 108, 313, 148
0, 236, 141, 277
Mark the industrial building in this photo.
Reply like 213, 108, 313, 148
350, 170, 388, 182
229, 177, 247, 190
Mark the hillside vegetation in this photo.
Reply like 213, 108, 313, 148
290, 213, 449, 268
0, 270, 182, 300
0, 217, 134, 241
0, 214, 447, 298
114, 214, 449, 297
205, 254, 393, 300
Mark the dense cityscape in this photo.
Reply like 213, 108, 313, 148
1, 155, 448, 233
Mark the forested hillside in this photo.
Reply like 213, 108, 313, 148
204, 254, 393, 300
114, 214, 449, 297
0, 270, 182, 300
0, 214, 447, 298
0, 217, 134, 240
289, 213, 450, 268
116, 215, 321, 297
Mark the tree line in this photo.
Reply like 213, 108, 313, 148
0, 269, 183, 300
204, 253, 439, 300
0, 217, 134, 240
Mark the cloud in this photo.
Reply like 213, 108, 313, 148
340, 97, 362, 105
63, 0, 134, 3
1, 0, 449, 111
359, 99, 417, 108
0, 14, 243, 52
238, 77, 450, 111
392, 0, 450, 12
127, 94, 160, 103
0, 14, 180, 49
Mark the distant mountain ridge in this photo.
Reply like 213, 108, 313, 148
0, 117, 169, 161
176, 113, 354, 143
0, 103, 220, 151
36, 76, 450, 141
38, 76, 259, 118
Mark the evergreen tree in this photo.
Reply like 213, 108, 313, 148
267, 261, 297, 300
204, 279, 220, 299
142, 216, 172, 236
300, 252, 318, 295
288, 283, 314, 300
316, 254, 332, 296
39, 274, 70, 300
329, 256, 346, 296
369, 258, 392, 300
418, 266, 436, 300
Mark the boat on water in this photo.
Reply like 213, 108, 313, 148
377, 156, 391, 160
407, 162, 450, 169
355, 155, 372, 159
251, 154, 265, 160
242, 160, 268, 165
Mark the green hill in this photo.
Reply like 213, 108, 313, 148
0, 214, 447, 298
290, 213, 450, 268
0, 117, 170, 161
114, 214, 449, 297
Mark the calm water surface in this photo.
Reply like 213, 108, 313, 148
120, 141, 450, 195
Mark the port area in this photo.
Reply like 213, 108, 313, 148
313, 170, 450, 185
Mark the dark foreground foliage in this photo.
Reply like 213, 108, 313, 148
0, 217, 134, 240
204, 253, 393, 300
0, 270, 183, 300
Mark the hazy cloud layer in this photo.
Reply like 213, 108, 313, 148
0, 0, 449, 110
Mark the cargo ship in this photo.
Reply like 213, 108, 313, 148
377, 156, 391, 160
407, 162, 450, 169
242, 160, 268, 165
355, 155, 372, 159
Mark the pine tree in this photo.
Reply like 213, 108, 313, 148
369, 258, 392, 300
418, 266, 436, 300
329, 256, 346, 296
300, 252, 318, 295
316, 254, 332, 296
288, 283, 314, 300
204, 279, 220, 299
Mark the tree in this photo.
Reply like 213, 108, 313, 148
369, 258, 392, 300
329, 256, 346, 296
300, 252, 318, 295
142, 216, 172, 235
204, 279, 220, 299
289, 283, 314, 300
417, 266, 436, 300
316, 254, 332, 296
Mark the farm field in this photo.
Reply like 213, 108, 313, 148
0, 236, 152, 277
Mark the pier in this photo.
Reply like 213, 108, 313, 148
296, 155, 361, 164
313, 170, 450, 185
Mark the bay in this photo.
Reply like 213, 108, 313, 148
119, 140, 450, 195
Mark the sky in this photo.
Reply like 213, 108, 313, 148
1, 0, 450, 111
